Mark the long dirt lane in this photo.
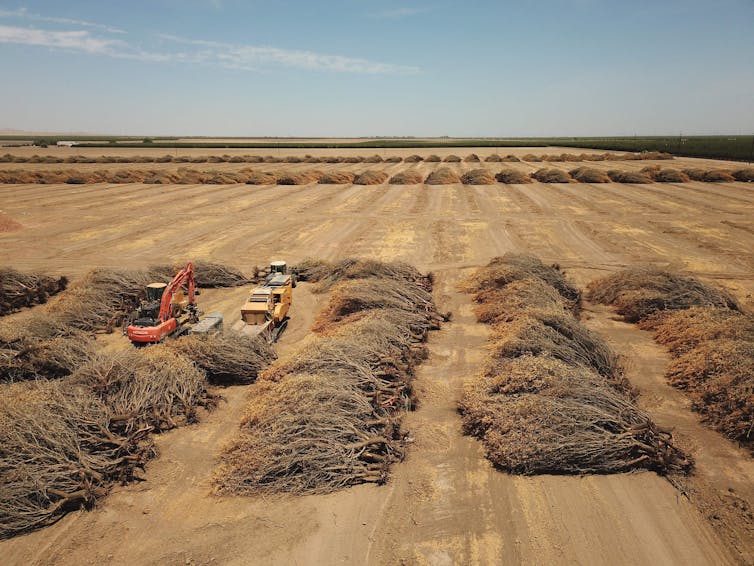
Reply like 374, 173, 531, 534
1, 161, 753, 564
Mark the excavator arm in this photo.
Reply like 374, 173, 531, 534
158, 262, 196, 322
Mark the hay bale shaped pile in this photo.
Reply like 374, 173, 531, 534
501, 155, 522, 162
459, 355, 688, 474
495, 169, 532, 184
318, 171, 356, 184
364, 155, 383, 163
458, 255, 690, 475
636, 307, 754, 450
384, 156, 403, 163
733, 168, 754, 182
163, 332, 276, 385
586, 269, 739, 323
344, 156, 364, 163
47, 268, 156, 332
607, 170, 654, 184
425, 154, 441, 162
569, 167, 610, 183
0, 316, 94, 382
425, 167, 461, 185
72, 347, 218, 433
531, 168, 573, 183
701, 170, 735, 182
522, 154, 542, 162
0, 380, 153, 538
389, 170, 424, 185
0, 268, 68, 316
215, 259, 442, 495
304, 156, 323, 163
464, 253, 581, 305
276, 170, 324, 185
245, 171, 278, 185
295, 257, 429, 292
312, 278, 435, 332
639, 307, 754, 356
354, 170, 388, 185
460, 168, 495, 185
464, 154, 481, 162
641, 167, 690, 183
404, 155, 423, 162
443, 155, 462, 162
0, 328, 263, 538
485, 154, 503, 162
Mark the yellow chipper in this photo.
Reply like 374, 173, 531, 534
232, 260, 295, 342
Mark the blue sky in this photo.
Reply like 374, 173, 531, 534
0, 1, 752, 136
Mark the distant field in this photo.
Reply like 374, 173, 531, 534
3, 135, 751, 162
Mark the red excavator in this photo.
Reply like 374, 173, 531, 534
126, 262, 200, 344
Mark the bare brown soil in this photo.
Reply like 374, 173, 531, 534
1, 147, 753, 565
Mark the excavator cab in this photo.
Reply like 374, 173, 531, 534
146, 282, 167, 302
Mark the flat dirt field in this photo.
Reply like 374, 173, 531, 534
1, 147, 753, 565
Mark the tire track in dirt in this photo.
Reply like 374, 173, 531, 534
584, 305, 754, 565
366, 269, 733, 566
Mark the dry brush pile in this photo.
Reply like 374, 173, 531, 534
0, 268, 68, 316
1, 330, 274, 538
1, 152, 673, 165
215, 258, 444, 495
389, 170, 424, 185
588, 269, 753, 451
460, 168, 495, 185
458, 254, 690, 475
425, 167, 461, 185
1, 261, 250, 382
0, 258, 274, 537
531, 168, 574, 183
2, 165, 751, 186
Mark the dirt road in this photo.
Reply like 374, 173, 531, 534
1, 151, 753, 564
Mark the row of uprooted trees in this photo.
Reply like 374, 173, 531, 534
587, 269, 753, 453
459, 254, 693, 475
0, 261, 275, 539
2, 166, 752, 186
1, 268, 68, 316
0, 151, 672, 164
214, 259, 446, 495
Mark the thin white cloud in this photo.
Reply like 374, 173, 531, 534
0, 7, 125, 33
0, 23, 420, 74
159, 34, 420, 74
0, 24, 125, 54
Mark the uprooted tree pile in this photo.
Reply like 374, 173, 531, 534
460, 168, 495, 185
0, 332, 273, 539
458, 254, 691, 475
1, 326, 274, 538
0, 268, 68, 316
425, 167, 461, 185
1, 261, 251, 383
389, 170, 424, 185
586, 268, 739, 323
531, 168, 573, 183
589, 269, 753, 451
215, 258, 445, 495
